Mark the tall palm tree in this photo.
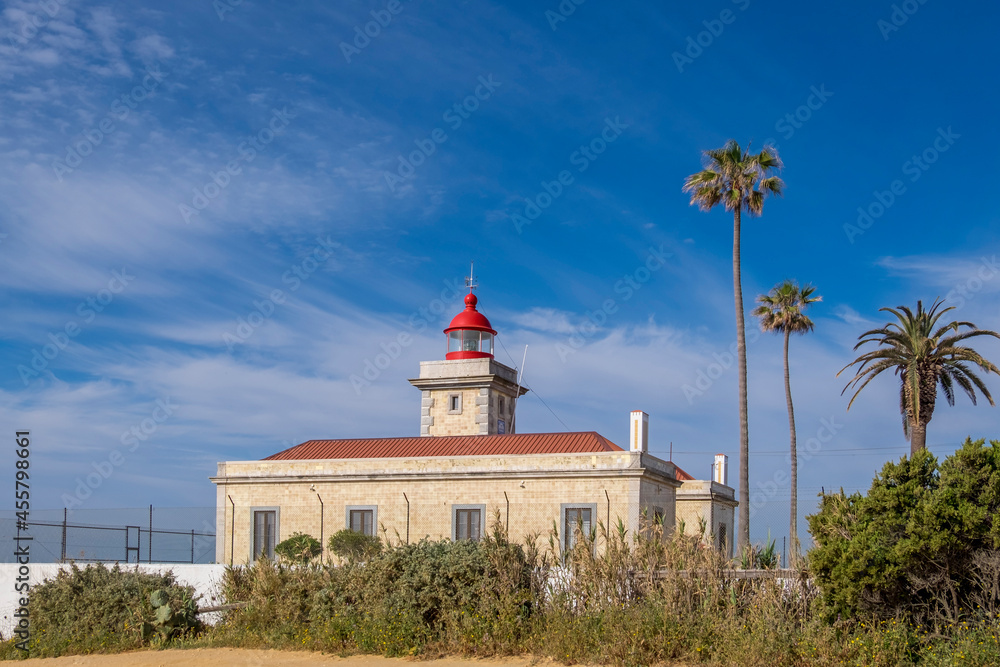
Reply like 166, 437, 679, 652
683, 140, 783, 555
752, 280, 820, 566
839, 299, 1000, 455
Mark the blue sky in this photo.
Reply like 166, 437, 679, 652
1, 0, 999, 547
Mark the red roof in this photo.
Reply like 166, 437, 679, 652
444, 293, 496, 334
263, 431, 624, 461
674, 465, 695, 481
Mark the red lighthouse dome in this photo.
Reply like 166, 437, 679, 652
444, 292, 496, 360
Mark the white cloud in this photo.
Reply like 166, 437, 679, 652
508, 307, 578, 334
130, 33, 173, 62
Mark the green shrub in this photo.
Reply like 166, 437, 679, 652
212, 559, 332, 646
20, 563, 201, 657
809, 438, 1000, 630
274, 532, 322, 564
145, 588, 199, 642
327, 528, 382, 563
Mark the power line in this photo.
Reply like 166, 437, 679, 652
666, 442, 979, 457
496, 334, 571, 432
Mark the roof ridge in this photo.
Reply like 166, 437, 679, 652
263, 431, 624, 460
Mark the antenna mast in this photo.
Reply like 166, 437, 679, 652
465, 261, 478, 292
510, 345, 528, 434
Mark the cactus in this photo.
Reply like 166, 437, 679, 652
143, 588, 199, 642
150, 590, 169, 608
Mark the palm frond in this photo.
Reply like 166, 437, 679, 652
840, 299, 1000, 444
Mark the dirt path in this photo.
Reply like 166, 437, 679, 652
16, 648, 547, 666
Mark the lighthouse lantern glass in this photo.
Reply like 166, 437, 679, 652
462, 330, 480, 352
481, 332, 493, 354
448, 331, 462, 353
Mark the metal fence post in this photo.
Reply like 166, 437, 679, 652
61, 508, 67, 562
403, 493, 410, 545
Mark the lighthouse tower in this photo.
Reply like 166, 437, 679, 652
408, 277, 528, 437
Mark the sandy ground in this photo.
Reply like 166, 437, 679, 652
14, 648, 547, 666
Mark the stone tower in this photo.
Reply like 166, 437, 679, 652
408, 290, 527, 436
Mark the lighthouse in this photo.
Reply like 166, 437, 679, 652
408, 272, 528, 437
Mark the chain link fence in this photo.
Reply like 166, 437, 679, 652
0, 507, 216, 564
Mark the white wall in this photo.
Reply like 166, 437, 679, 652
0, 563, 228, 639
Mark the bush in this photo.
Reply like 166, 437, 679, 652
18, 563, 201, 657
274, 532, 322, 564
210, 559, 333, 647
327, 528, 382, 563
809, 438, 1000, 630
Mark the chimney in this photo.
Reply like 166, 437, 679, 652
713, 453, 728, 485
629, 411, 648, 453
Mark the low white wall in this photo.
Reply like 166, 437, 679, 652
0, 563, 228, 639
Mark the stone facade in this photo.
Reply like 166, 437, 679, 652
211, 450, 689, 564
675, 479, 737, 558
409, 358, 526, 436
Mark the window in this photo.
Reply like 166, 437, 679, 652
446, 330, 493, 355
346, 505, 378, 536
462, 330, 481, 352
499, 397, 505, 414
452, 504, 485, 541
561, 504, 597, 553
652, 506, 665, 525
252, 509, 277, 561
718, 523, 727, 552
448, 331, 462, 353
350, 510, 373, 535
448, 393, 462, 414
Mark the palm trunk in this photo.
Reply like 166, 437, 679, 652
733, 207, 750, 557
910, 421, 927, 455
783, 328, 799, 567
908, 369, 936, 456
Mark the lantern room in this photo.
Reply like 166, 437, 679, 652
444, 293, 496, 359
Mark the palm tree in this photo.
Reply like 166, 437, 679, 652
839, 299, 1000, 455
752, 280, 820, 566
683, 140, 784, 554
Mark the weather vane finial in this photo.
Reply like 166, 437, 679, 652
465, 261, 478, 292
